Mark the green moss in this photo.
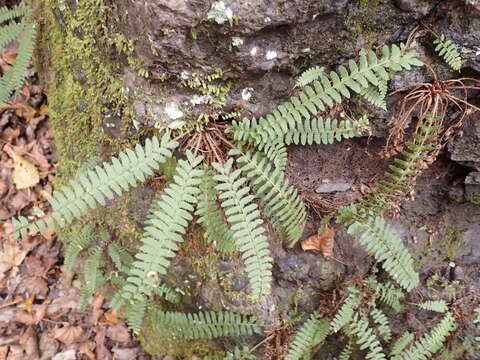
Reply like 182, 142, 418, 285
443, 226, 463, 261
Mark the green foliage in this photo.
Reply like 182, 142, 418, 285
258, 140, 288, 172
284, 313, 330, 360
433, 35, 462, 71
367, 278, 404, 312
12, 134, 178, 239
212, 159, 273, 301
63, 223, 96, 271
331, 288, 361, 333
370, 309, 392, 342
79, 246, 106, 311
295, 66, 325, 88
0, 4, 36, 106
390, 312, 457, 360
124, 297, 147, 334
345, 313, 387, 360
152, 310, 261, 340
232, 147, 306, 247
338, 343, 353, 360
390, 332, 414, 356
120, 152, 203, 302
341, 206, 419, 292
418, 300, 449, 313
108, 242, 134, 273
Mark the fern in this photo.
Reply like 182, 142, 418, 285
295, 66, 325, 87
331, 288, 361, 333
285, 313, 330, 360
0, 19, 35, 106
212, 159, 274, 301
120, 152, 203, 302
0, 4, 32, 23
79, 246, 106, 311
341, 205, 419, 292
232, 147, 306, 247
108, 242, 134, 273
155, 282, 182, 303
223, 346, 258, 360
338, 343, 353, 360
196, 169, 237, 254
433, 35, 462, 71
63, 223, 96, 271
152, 310, 261, 340
231, 44, 422, 146
12, 134, 178, 239
390, 332, 414, 356
359, 84, 387, 110
346, 313, 387, 360
258, 140, 288, 172
124, 297, 147, 334
368, 278, 404, 312
418, 300, 448, 313
370, 309, 392, 341
391, 312, 457, 360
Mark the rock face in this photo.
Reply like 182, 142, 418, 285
38, 0, 480, 358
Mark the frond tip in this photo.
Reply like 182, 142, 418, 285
285, 313, 330, 360
433, 35, 462, 71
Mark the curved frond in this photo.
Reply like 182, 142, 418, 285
124, 297, 147, 334
346, 313, 387, 360
284, 313, 330, 360
108, 242, 134, 273
0, 4, 32, 23
79, 246, 106, 311
12, 134, 178, 239
368, 278, 404, 312
212, 159, 273, 301
152, 310, 261, 340
331, 288, 361, 333
338, 343, 353, 360
232, 148, 306, 247
418, 300, 448, 313
64, 223, 96, 271
433, 35, 462, 71
370, 309, 392, 341
295, 66, 325, 88
257, 140, 288, 172
390, 332, 414, 356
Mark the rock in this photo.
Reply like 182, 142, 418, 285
315, 179, 352, 193
448, 113, 480, 171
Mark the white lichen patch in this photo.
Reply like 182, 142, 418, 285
165, 101, 184, 120
190, 95, 211, 105
207, 1, 234, 25
180, 70, 190, 80
266, 50, 277, 60
250, 46, 259, 56
231, 36, 244, 47
241, 88, 254, 101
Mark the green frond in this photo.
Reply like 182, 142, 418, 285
152, 310, 261, 340
370, 309, 392, 341
0, 21, 23, 49
345, 211, 419, 292
108, 242, 134, 273
418, 300, 448, 313
124, 296, 147, 334
390, 332, 414, 356
331, 288, 361, 333
0, 4, 32, 23
338, 343, 353, 360
295, 66, 325, 87
346, 313, 387, 360
284, 313, 330, 360
12, 134, 178, 239
120, 151, 203, 302
359, 85, 387, 110
155, 282, 182, 303
368, 278, 404, 312
79, 246, 106, 311
212, 158, 273, 301
223, 346, 258, 360
231, 43, 422, 145
232, 148, 306, 247
196, 169, 237, 254
256, 140, 288, 172
0, 21, 36, 106
73, 156, 102, 181
391, 312, 457, 360
64, 223, 96, 271
433, 35, 462, 71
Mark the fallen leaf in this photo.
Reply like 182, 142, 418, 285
39, 104, 49, 116
14, 305, 46, 325
103, 309, 118, 324
52, 325, 83, 345
3, 146, 40, 189
95, 328, 112, 360
106, 323, 130, 343
38, 332, 59, 360
20, 327, 39, 360
301, 225, 335, 257
112, 348, 140, 360
1, 52, 16, 64
0, 346, 7, 360
0, 241, 29, 276
52, 350, 76, 360
78, 341, 96, 360
90, 293, 104, 325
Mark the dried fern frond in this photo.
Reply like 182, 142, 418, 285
433, 35, 462, 71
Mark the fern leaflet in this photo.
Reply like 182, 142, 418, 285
79, 246, 106, 311
433, 35, 462, 71
368, 278, 404, 312
295, 66, 325, 87
257, 140, 288, 172
212, 158, 274, 301
0, 4, 32, 23
63, 223, 96, 271
390, 332, 414, 356
370, 308, 392, 341
338, 343, 353, 360
346, 313, 387, 360
124, 297, 147, 334
418, 300, 448, 313
108, 242, 134, 273
331, 288, 361, 333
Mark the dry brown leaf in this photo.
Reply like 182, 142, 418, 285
301, 225, 335, 257
39, 104, 49, 116
78, 341, 96, 360
103, 309, 118, 324
106, 323, 130, 343
3, 146, 40, 190
0, 346, 8, 360
0, 241, 30, 277
90, 293, 104, 325
1, 53, 16, 65
95, 328, 112, 360
20, 327, 39, 360
14, 305, 46, 325
52, 325, 83, 345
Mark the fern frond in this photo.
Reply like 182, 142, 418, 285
0, 21, 35, 106
231, 44, 422, 145
196, 169, 237, 254
257, 140, 288, 172
359, 115, 441, 214
232, 148, 306, 247
212, 159, 274, 301
370, 309, 392, 341
285, 313, 330, 360
155, 282, 182, 303
63, 223, 96, 271
331, 288, 361, 333
338, 343, 353, 360
346, 313, 387, 360
79, 246, 106, 311
124, 296, 147, 334
12, 134, 178, 239
295, 66, 325, 87
433, 35, 462, 71
368, 278, 404, 312
108, 242, 134, 273
120, 151, 203, 302
418, 300, 448, 313
0, 21, 23, 49
73, 156, 101, 181
359, 85, 387, 110
390, 332, 414, 356
0, 4, 32, 23
152, 310, 261, 340
345, 210, 419, 291
391, 312, 457, 360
